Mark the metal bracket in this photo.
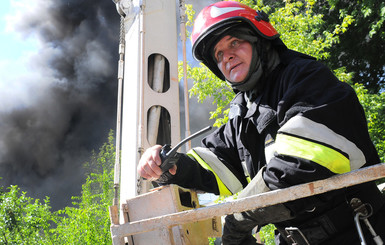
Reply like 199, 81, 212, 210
351, 198, 384, 245
112, 0, 140, 19
285, 227, 310, 245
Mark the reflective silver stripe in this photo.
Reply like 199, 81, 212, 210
192, 147, 243, 194
265, 143, 276, 164
238, 167, 270, 198
278, 115, 366, 171
241, 160, 251, 183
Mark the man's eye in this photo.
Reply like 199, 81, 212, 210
231, 40, 239, 47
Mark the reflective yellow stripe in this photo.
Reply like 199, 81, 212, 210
188, 150, 232, 196
275, 134, 350, 174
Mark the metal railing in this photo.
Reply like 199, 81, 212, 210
110, 163, 385, 244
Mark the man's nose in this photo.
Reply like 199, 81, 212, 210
223, 50, 235, 62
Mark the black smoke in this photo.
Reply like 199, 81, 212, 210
0, 0, 120, 209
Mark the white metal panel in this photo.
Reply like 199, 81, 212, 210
140, 0, 180, 150
120, 2, 141, 222
119, 0, 180, 223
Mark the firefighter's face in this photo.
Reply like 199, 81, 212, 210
214, 35, 253, 83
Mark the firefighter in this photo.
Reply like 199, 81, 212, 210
138, 1, 385, 244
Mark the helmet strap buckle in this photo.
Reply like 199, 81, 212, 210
255, 10, 269, 22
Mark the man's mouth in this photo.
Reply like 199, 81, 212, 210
229, 63, 241, 72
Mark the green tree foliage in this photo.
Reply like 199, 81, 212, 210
261, 0, 385, 92
268, 0, 354, 60
179, 62, 234, 127
0, 185, 53, 245
0, 131, 116, 245
50, 130, 115, 244
353, 84, 385, 163
322, 0, 385, 92
259, 223, 276, 245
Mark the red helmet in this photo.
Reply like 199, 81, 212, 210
191, 1, 279, 80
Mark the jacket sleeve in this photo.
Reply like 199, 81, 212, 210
158, 153, 220, 194
160, 120, 249, 196
262, 58, 380, 213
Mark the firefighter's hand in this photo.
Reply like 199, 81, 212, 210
137, 145, 177, 180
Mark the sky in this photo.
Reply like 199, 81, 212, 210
0, 0, 39, 112
0, 1, 33, 65
0, 1, 38, 62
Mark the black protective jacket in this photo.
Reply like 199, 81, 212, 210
162, 49, 385, 244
